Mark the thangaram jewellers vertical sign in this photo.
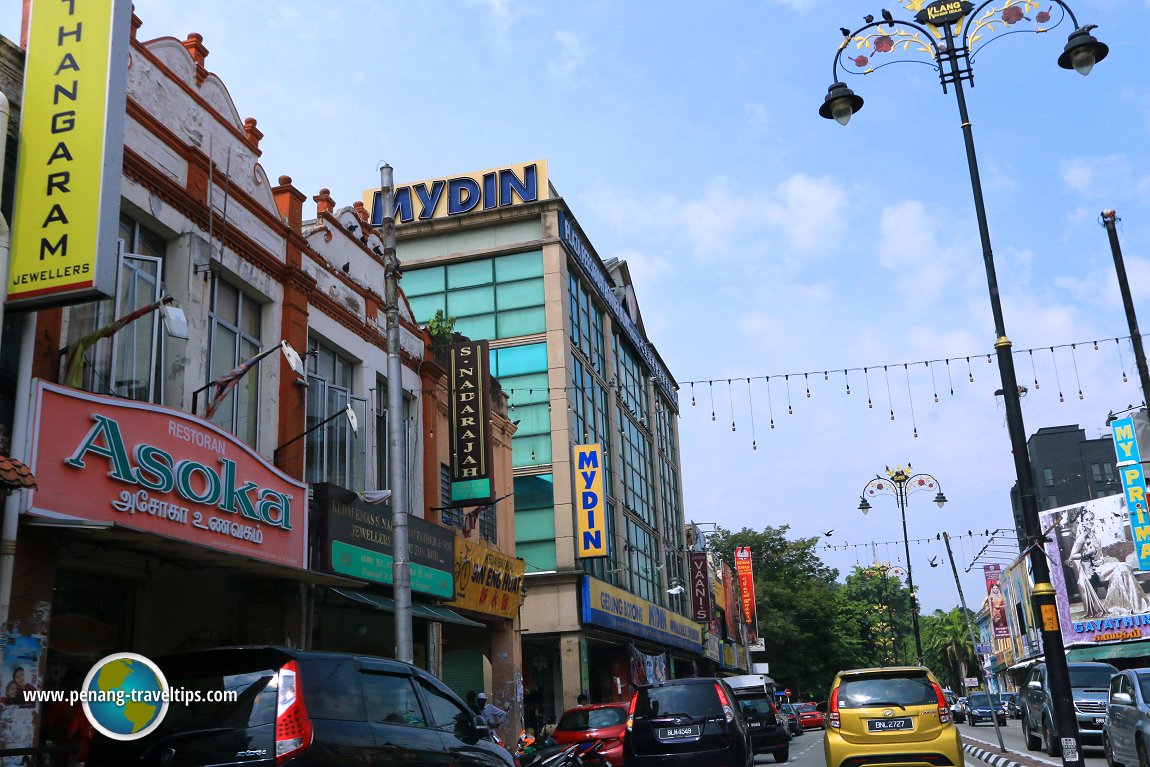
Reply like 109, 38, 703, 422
8, 0, 130, 308
24, 380, 308, 568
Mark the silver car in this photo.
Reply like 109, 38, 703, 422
1104, 668, 1150, 767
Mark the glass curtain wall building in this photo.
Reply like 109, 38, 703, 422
390, 161, 692, 729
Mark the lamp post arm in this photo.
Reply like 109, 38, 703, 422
1101, 211, 1150, 403
273, 407, 347, 460
833, 18, 944, 83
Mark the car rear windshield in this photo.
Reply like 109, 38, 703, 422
967, 693, 1000, 707
836, 672, 936, 709
157, 664, 278, 734
558, 706, 627, 730
634, 684, 722, 719
795, 703, 817, 712
1069, 666, 1116, 688
735, 692, 775, 716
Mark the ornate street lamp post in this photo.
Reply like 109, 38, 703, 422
859, 466, 947, 666
820, 4, 1107, 766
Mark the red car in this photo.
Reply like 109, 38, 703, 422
552, 702, 628, 766
794, 701, 825, 730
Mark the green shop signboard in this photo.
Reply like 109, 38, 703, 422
313, 483, 454, 597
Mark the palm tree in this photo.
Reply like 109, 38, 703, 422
921, 607, 976, 691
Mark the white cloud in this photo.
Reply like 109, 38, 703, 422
550, 30, 587, 76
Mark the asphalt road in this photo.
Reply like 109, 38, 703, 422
768, 722, 1109, 767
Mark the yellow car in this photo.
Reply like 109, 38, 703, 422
824, 666, 965, 767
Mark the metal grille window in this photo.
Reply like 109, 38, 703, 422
439, 463, 461, 528
568, 273, 605, 373
619, 410, 654, 528
208, 279, 261, 444
613, 333, 649, 423
306, 338, 366, 488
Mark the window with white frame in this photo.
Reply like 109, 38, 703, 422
307, 338, 367, 488
207, 279, 262, 445
64, 214, 165, 401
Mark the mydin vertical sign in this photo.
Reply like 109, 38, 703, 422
574, 444, 607, 558
8, 0, 130, 309
1113, 415, 1150, 569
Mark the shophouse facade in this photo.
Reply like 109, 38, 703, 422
0, 6, 523, 754
377, 161, 730, 731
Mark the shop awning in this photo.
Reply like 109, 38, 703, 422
328, 587, 485, 627
1066, 641, 1150, 662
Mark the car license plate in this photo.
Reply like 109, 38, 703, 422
868, 717, 913, 732
1094, 717, 1107, 726
658, 725, 701, 739
748, 720, 762, 728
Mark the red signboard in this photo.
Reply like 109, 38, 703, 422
689, 551, 712, 622
25, 380, 308, 568
735, 546, 758, 641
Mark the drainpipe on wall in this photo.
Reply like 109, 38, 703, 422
0, 89, 27, 631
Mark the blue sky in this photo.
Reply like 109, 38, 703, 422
3, 0, 1149, 612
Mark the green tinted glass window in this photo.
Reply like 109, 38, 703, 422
453, 315, 496, 341
495, 251, 543, 281
408, 295, 445, 324
401, 266, 444, 297
497, 307, 546, 337
448, 285, 495, 316
515, 473, 554, 509
447, 259, 493, 289
517, 540, 557, 573
496, 278, 545, 310
493, 343, 547, 377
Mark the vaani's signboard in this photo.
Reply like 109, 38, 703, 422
574, 444, 607, 558
581, 576, 702, 653
25, 380, 307, 568
448, 340, 494, 506
447, 537, 526, 619
734, 546, 758, 641
9, 0, 130, 309
367, 160, 547, 226
689, 551, 712, 622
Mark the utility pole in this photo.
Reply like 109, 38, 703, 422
380, 163, 412, 663
943, 532, 1006, 753
1101, 210, 1150, 403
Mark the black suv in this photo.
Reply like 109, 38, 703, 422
86, 646, 514, 766
623, 677, 752, 767
1020, 660, 1117, 756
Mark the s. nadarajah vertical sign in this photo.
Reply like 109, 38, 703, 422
448, 340, 494, 506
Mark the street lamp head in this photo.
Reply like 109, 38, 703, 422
819, 81, 864, 125
1058, 25, 1108, 76
858, 496, 872, 515
934, 491, 948, 508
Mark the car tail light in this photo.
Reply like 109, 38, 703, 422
626, 692, 637, 732
714, 683, 734, 723
275, 661, 313, 764
827, 687, 841, 729
932, 682, 951, 724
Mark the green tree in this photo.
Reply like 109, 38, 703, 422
920, 607, 977, 692
709, 526, 862, 699
838, 564, 916, 668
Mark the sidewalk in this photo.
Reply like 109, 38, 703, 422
962, 732, 1065, 767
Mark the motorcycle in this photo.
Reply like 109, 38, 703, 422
518, 739, 607, 767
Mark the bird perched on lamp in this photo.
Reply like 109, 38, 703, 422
881, 8, 894, 24
864, 14, 874, 23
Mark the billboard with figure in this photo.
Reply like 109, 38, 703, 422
1040, 494, 1150, 647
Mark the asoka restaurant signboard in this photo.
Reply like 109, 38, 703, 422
734, 546, 758, 642
9, 0, 130, 309
25, 380, 307, 568
313, 483, 455, 598
581, 576, 702, 653
1040, 494, 1150, 646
